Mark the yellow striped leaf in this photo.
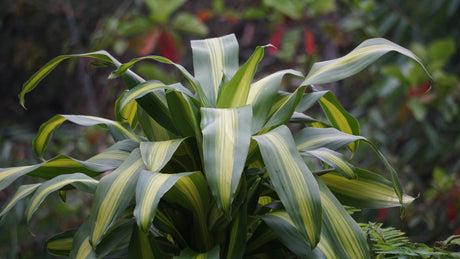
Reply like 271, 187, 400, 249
47, 229, 76, 257
217, 46, 265, 108
118, 81, 169, 113
69, 220, 96, 259
317, 91, 360, 152
19, 51, 119, 108
191, 34, 239, 107
33, 114, 140, 159
321, 168, 414, 208
302, 38, 431, 86
302, 148, 356, 179
311, 177, 370, 259
89, 149, 144, 247
263, 86, 307, 130
166, 90, 202, 140
134, 170, 193, 232
200, 105, 252, 218
247, 69, 303, 134
26, 173, 98, 223
0, 183, 40, 218
0, 165, 40, 191
139, 139, 185, 171
253, 125, 322, 249
115, 90, 138, 129
295, 127, 365, 151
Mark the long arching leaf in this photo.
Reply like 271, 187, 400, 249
253, 125, 322, 249
302, 148, 356, 179
33, 115, 140, 159
26, 173, 98, 223
302, 38, 431, 86
0, 183, 40, 218
321, 169, 414, 208
201, 105, 252, 218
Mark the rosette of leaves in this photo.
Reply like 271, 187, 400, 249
0, 34, 430, 258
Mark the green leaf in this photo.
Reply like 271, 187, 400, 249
140, 139, 185, 171
0, 183, 40, 218
137, 107, 175, 141
312, 177, 370, 259
217, 46, 265, 108
134, 170, 193, 232
302, 38, 431, 86
172, 12, 209, 36
115, 90, 138, 129
302, 148, 356, 179
26, 173, 98, 223
89, 149, 144, 247
295, 91, 328, 113
145, 0, 186, 23
295, 127, 365, 151
19, 51, 119, 108
201, 105, 252, 218
127, 224, 168, 259
69, 220, 96, 259
253, 125, 322, 249
33, 114, 140, 159
247, 69, 303, 133
166, 90, 202, 140
174, 246, 220, 259
320, 168, 414, 208
263, 86, 307, 130
259, 211, 312, 257
0, 165, 41, 191
117, 80, 170, 113
47, 228, 76, 257
225, 197, 248, 259
317, 91, 360, 152
95, 218, 133, 258
192, 34, 239, 107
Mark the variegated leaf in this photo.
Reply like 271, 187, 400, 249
89, 149, 144, 247
302, 38, 431, 86
253, 125, 322, 248
302, 148, 356, 179
0, 183, 40, 218
201, 105, 252, 218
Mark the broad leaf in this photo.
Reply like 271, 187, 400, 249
47, 228, 76, 257
295, 127, 365, 151
201, 105, 252, 218
26, 173, 98, 223
117, 80, 170, 113
217, 46, 265, 108
69, 220, 96, 259
89, 149, 144, 247
302, 38, 431, 86
253, 125, 322, 248
311, 177, 370, 259
225, 195, 248, 259
321, 169, 414, 208
166, 90, 202, 140
140, 139, 185, 171
263, 86, 307, 130
191, 34, 239, 107
134, 170, 193, 232
115, 91, 138, 129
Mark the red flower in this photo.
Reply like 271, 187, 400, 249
158, 31, 181, 63
407, 81, 430, 98
304, 28, 316, 55
377, 208, 389, 221
446, 201, 458, 222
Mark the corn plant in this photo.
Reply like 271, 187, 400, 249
0, 34, 430, 258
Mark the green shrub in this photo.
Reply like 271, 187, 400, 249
1, 34, 430, 258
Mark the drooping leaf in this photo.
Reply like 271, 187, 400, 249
0, 165, 41, 191
134, 170, 193, 232
295, 91, 328, 113
117, 80, 170, 113
89, 149, 144, 247
302, 38, 431, 86
311, 177, 370, 259
115, 90, 138, 129
247, 69, 303, 134
191, 34, 239, 107
302, 148, 356, 179
33, 114, 140, 159
69, 220, 96, 259
253, 125, 322, 248
259, 211, 312, 257
26, 173, 98, 223
201, 105, 252, 218
0, 183, 40, 218
47, 228, 76, 257
217, 46, 265, 108
321, 169, 414, 208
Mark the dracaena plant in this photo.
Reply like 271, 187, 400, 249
0, 34, 430, 258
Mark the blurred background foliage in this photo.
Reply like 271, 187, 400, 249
1, 0, 459, 257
